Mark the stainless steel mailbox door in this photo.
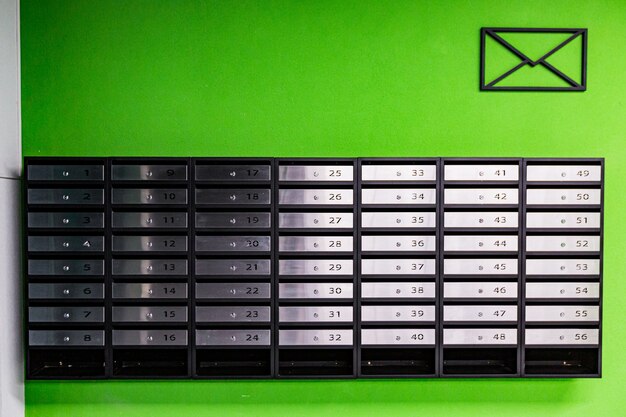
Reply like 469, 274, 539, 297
28, 212, 105, 229
29, 283, 105, 300
196, 212, 271, 229
112, 236, 188, 252
361, 188, 436, 205
361, 235, 436, 252
279, 259, 353, 276
29, 307, 105, 323
525, 306, 599, 322
196, 259, 271, 276
444, 305, 517, 322
525, 282, 600, 299
196, 283, 271, 299
279, 329, 353, 346
112, 283, 188, 299
526, 212, 601, 229
526, 236, 601, 252
444, 188, 518, 205
361, 259, 436, 275
279, 283, 353, 299
361, 165, 437, 181
444, 164, 519, 181
444, 212, 518, 228
525, 329, 599, 345
196, 329, 271, 346
196, 306, 271, 323
525, 259, 600, 275
196, 236, 271, 252
112, 188, 188, 205
526, 165, 601, 182
28, 236, 104, 252
526, 189, 601, 205
279, 236, 353, 252
28, 165, 104, 181
112, 306, 188, 323
111, 165, 188, 181
112, 259, 188, 275
278, 213, 353, 229
444, 282, 518, 299
279, 306, 353, 323
28, 189, 104, 205
29, 330, 105, 346
361, 305, 436, 322
112, 330, 188, 346
443, 328, 517, 345
279, 165, 353, 181
112, 212, 188, 228
28, 260, 104, 276
444, 235, 518, 252
196, 189, 271, 205
361, 329, 436, 346
279, 189, 353, 205
444, 259, 518, 275
361, 212, 436, 229
195, 164, 271, 181
361, 282, 436, 298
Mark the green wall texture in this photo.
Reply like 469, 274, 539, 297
20, 0, 626, 416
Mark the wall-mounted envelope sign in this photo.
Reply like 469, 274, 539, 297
480, 28, 587, 91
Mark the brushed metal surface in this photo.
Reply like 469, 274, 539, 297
526, 235, 601, 252
279, 329, 353, 346
195, 164, 271, 181
278, 189, 353, 205
525, 282, 600, 299
443, 258, 518, 275
361, 165, 437, 181
444, 235, 518, 252
112, 235, 188, 252
526, 212, 601, 229
525, 329, 599, 345
444, 188, 518, 205
112, 188, 188, 205
361, 212, 436, 228
196, 259, 271, 276
28, 189, 104, 205
361, 282, 436, 298
444, 282, 518, 299
112, 259, 188, 276
28, 165, 104, 181
279, 165, 353, 181
196, 283, 271, 299
29, 283, 105, 300
361, 305, 436, 322
29, 330, 104, 346
525, 259, 600, 275
112, 211, 188, 228
28, 212, 105, 229
28, 306, 104, 323
525, 305, 600, 322
279, 236, 353, 252
196, 329, 271, 346
361, 188, 436, 205
444, 164, 519, 181
112, 283, 187, 299
444, 305, 517, 322
444, 212, 518, 228
361, 235, 436, 252
279, 306, 353, 322
28, 259, 104, 276
443, 328, 517, 345
28, 236, 104, 252
112, 330, 188, 346
112, 306, 188, 323
279, 259, 353, 276
278, 212, 353, 229
526, 189, 601, 205
196, 188, 271, 205
196, 212, 271, 229
361, 259, 436, 275
195, 306, 271, 323
279, 283, 353, 299
196, 235, 270, 252
111, 165, 188, 181
526, 165, 601, 182
361, 328, 436, 345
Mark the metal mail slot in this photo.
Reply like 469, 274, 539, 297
112, 259, 188, 276
526, 189, 601, 205
279, 259, 353, 276
29, 330, 104, 346
526, 212, 601, 229
112, 306, 188, 323
444, 235, 518, 252
111, 164, 187, 181
444, 212, 518, 228
279, 212, 353, 229
196, 259, 270, 276
361, 165, 437, 181
361, 235, 436, 252
195, 164, 271, 181
112, 188, 188, 205
443, 328, 517, 345
526, 306, 600, 322
28, 165, 104, 181
361, 212, 436, 228
112, 283, 187, 299
525, 282, 600, 299
361, 328, 436, 346
361, 305, 436, 322
444, 188, 518, 205
29, 283, 104, 300
279, 329, 353, 346
28, 189, 104, 205
113, 330, 188, 346
279, 306, 353, 322
444, 164, 519, 181
444, 282, 518, 299
112, 235, 188, 252
196, 235, 271, 252
196, 189, 271, 205
196, 306, 271, 323
525, 328, 599, 345
526, 236, 601, 252
28, 236, 104, 252
361, 282, 436, 298
361, 188, 437, 205
361, 259, 436, 275
279, 283, 353, 299
444, 305, 517, 322
29, 307, 105, 323
28, 259, 104, 276
279, 236, 353, 252
279, 165, 353, 181
527, 165, 601, 182
196, 329, 271, 346
112, 212, 188, 228
526, 259, 600, 275
196, 212, 271, 229
196, 283, 271, 299
28, 212, 105, 229
444, 259, 518, 275
278, 189, 353, 205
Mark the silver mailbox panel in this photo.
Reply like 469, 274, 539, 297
28, 165, 104, 181
29, 283, 104, 300
444, 305, 517, 322
444, 164, 519, 181
361, 212, 436, 229
279, 283, 353, 299
526, 236, 601, 252
28, 212, 105, 229
279, 165, 353, 181
196, 189, 271, 205
361, 282, 436, 298
195, 164, 271, 181
112, 188, 188, 205
526, 259, 600, 275
29, 307, 105, 323
111, 164, 187, 181
112, 330, 188, 346
279, 259, 353, 276
444, 282, 518, 299
196, 236, 271, 252
444, 212, 518, 228
112, 259, 188, 275
279, 306, 353, 322
196, 306, 271, 323
279, 189, 353, 205
361, 328, 436, 346
444, 188, 518, 205
527, 165, 601, 182
525, 329, 599, 345
112, 283, 187, 299
527, 189, 601, 205
361, 165, 437, 181
112, 236, 188, 252
279, 236, 353, 252
525, 282, 600, 299
361, 305, 436, 322
279, 212, 353, 229
443, 328, 517, 345
28, 189, 104, 205
196, 212, 271, 229
112, 306, 188, 323
444, 258, 518, 275
361, 259, 436, 275
196, 329, 271, 346
361, 235, 436, 252
112, 212, 188, 228
29, 330, 104, 346
196, 259, 271, 276
279, 329, 353, 346
525, 306, 599, 322
28, 260, 104, 276
361, 188, 436, 205
526, 212, 601, 229
444, 235, 518, 252
28, 236, 104, 252
196, 283, 271, 299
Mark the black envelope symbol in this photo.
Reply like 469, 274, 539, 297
480, 28, 587, 91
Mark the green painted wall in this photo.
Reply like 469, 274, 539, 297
20, 0, 626, 416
